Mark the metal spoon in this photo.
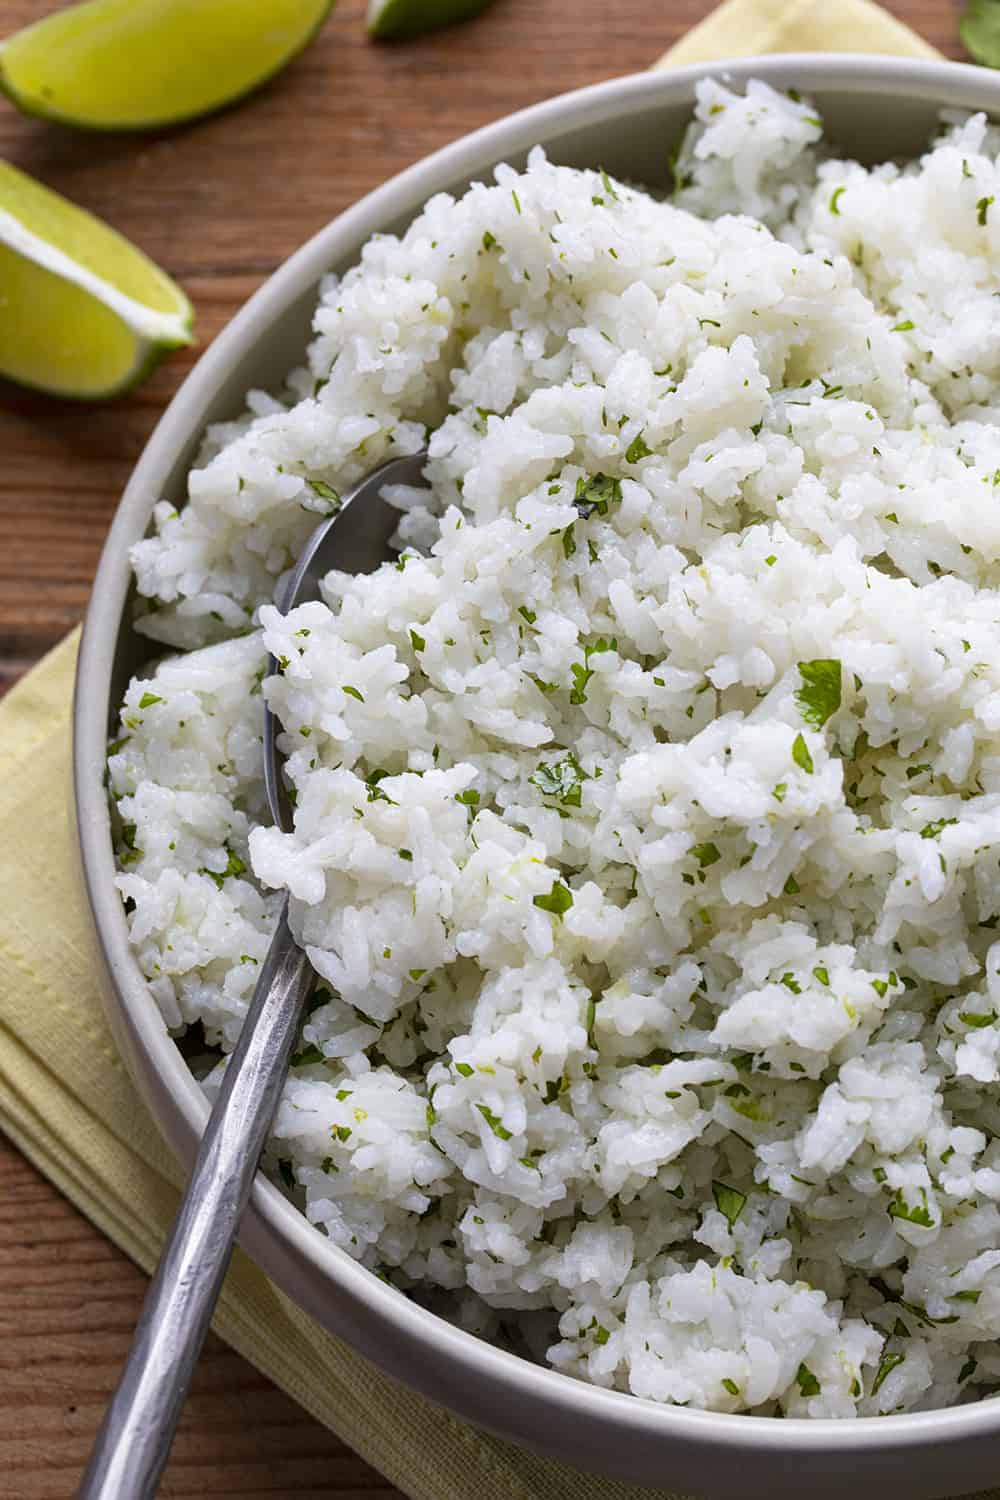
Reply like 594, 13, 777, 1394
79, 451, 430, 1499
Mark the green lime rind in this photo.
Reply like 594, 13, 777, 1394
0, 0, 335, 132
0, 161, 193, 400
368, 0, 494, 41
0, 336, 173, 402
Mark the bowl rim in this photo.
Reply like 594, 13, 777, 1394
73, 49, 1000, 1469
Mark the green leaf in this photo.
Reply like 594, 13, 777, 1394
919, 818, 957, 839
530, 752, 589, 807
475, 1103, 513, 1140
342, 685, 365, 702
712, 1180, 747, 1228
812, 966, 830, 986
792, 733, 814, 774
888, 1187, 935, 1228
455, 1062, 474, 1077
796, 1363, 821, 1397
290, 1042, 325, 1067
138, 691, 162, 709
573, 472, 622, 519
309, 478, 340, 507
625, 431, 653, 464
569, 662, 593, 705
455, 788, 480, 806
409, 627, 426, 651
690, 841, 721, 869
795, 659, 842, 728
871, 1351, 905, 1396
533, 880, 574, 917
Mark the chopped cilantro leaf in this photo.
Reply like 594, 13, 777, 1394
712, 1180, 747, 1228
792, 733, 814, 774
476, 1103, 512, 1140
795, 659, 841, 729
533, 880, 574, 917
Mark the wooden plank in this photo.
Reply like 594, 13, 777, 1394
0, 1, 964, 1493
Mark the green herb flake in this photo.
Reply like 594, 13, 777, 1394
721, 1378, 740, 1396
979, 194, 995, 226
813, 966, 830, 986
398, 848, 413, 861
455, 788, 480, 806
625, 431, 653, 464
138, 691, 162, 709
765, 554, 777, 567
333, 1125, 352, 1143
511, 190, 521, 214
919, 818, 957, 839
690, 841, 721, 869
796, 1363, 821, 1398
291, 1043, 326, 1067
792, 733, 815, 774
795, 659, 842, 728
954, 1289, 982, 1303
871, 1351, 905, 1396
773, 782, 788, 803
712, 1180, 747, 1228
476, 1103, 513, 1141
783, 874, 800, 896
888, 1188, 935, 1228
482, 230, 497, 250
593, 1323, 611, 1345
309, 479, 340, 506
891, 320, 915, 333
531, 752, 590, 807
518, 606, 537, 624
829, 186, 846, 215
533, 880, 574, 917
455, 1062, 474, 1077
959, 1010, 995, 1029
781, 972, 802, 995
409, 628, 426, 651
573, 472, 622, 519
342, 685, 365, 702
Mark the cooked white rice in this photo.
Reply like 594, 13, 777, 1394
109, 79, 1000, 1417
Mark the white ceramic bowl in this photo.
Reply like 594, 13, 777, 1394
74, 54, 1000, 1497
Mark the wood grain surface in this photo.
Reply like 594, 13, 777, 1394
0, 1, 966, 1495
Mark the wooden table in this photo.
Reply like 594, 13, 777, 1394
0, 0, 965, 1493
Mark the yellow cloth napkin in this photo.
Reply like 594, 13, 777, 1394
0, 6, 975, 1499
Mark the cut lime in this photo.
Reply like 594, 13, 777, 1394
368, 0, 493, 40
0, 0, 334, 131
0, 161, 193, 399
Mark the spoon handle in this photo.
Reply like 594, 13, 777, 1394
78, 901, 312, 1499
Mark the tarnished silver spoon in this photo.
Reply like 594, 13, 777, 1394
79, 451, 429, 1499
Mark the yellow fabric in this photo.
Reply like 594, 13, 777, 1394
0, 7, 974, 1499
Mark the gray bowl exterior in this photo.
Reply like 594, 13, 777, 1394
74, 54, 1000, 1497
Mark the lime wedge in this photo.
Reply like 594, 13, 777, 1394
0, 0, 334, 131
0, 161, 193, 399
368, 0, 493, 40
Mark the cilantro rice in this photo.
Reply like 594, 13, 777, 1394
110, 79, 1000, 1417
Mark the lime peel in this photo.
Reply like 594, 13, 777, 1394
0, 0, 335, 132
0, 161, 192, 399
368, 0, 494, 40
